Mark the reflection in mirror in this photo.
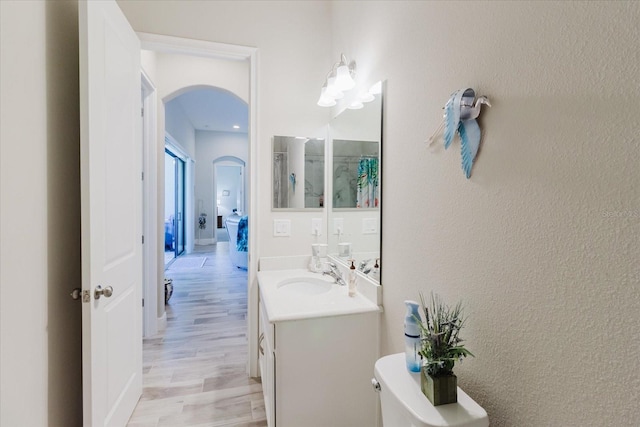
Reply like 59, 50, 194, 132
333, 140, 379, 208
328, 81, 383, 283
272, 136, 325, 210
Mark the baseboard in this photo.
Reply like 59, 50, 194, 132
157, 312, 167, 331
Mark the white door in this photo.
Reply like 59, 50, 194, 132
79, 1, 142, 425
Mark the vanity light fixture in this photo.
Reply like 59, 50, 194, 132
334, 54, 356, 91
359, 91, 375, 103
317, 53, 357, 107
349, 87, 378, 109
326, 71, 344, 99
317, 82, 337, 107
233, 125, 240, 129
348, 100, 364, 110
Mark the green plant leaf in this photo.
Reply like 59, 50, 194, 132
417, 292, 473, 376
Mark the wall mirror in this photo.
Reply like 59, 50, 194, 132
272, 136, 325, 210
328, 81, 383, 283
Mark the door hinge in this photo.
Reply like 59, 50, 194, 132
142, 298, 144, 307
141, 171, 144, 180
141, 107, 144, 117
142, 235, 144, 244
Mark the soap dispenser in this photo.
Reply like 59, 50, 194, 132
404, 300, 422, 372
348, 259, 357, 297
370, 258, 380, 281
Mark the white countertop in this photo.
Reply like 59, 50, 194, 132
258, 269, 381, 322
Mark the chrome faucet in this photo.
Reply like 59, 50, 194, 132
359, 259, 373, 274
323, 262, 346, 286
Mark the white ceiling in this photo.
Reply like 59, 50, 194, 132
168, 87, 248, 133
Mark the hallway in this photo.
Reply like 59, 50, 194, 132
128, 243, 265, 427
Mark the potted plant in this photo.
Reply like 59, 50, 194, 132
417, 292, 474, 406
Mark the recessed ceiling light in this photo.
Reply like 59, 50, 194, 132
233, 125, 240, 129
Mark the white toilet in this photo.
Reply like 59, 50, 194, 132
373, 353, 489, 427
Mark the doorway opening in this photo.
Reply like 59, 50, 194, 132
138, 31, 259, 380
214, 157, 246, 242
132, 85, 254, 423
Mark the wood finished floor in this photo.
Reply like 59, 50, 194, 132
127, 243, 266, 427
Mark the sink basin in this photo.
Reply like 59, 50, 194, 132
277, 277, 333, 295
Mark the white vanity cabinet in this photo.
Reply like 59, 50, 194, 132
259, 297, 276, 427
258, 297, 380, 427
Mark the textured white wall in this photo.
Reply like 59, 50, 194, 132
0, 1, 82, 426
165, 100, 196, 158
331, 1, 640, 425
140, 48, 157, 84
5, 1, 636, 425
118, 0, 332, 259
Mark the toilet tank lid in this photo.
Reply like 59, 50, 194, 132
374, 353, 488, 427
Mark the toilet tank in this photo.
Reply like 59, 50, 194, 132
374, 353, 488, 427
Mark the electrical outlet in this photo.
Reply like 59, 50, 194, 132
273, 219, 291, 237
362, 218, 378, 234
333, 218, 344, 235
311, 218, 322, 235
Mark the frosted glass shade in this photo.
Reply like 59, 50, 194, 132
335, 64, 355, 91
317, 87, 336, 107
326, 76, 344, 99
359, 92, 375, 103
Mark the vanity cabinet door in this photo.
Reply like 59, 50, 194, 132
259, 299, 275, 427
274, 312, 379, 427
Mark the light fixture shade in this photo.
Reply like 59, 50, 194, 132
359, 92, 375, 103
326, 75, 344, 100
318, 54, 357, 107
335, 64, 355, 91
317, 87, 336, 107
369, 81, 382, 95
317, 96, 336, 107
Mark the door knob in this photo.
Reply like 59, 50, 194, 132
95, 285, 113, 299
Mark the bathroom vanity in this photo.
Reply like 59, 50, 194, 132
257, 269, 381, 427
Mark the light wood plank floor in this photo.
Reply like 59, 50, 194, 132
127, 243, 266, 427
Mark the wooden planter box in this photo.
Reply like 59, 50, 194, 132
421, 370, 457, 406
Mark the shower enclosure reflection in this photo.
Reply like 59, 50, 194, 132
333, 140, 379, 209
272, 136, 325, 210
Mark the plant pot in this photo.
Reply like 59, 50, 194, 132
421, 369, 457, 406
